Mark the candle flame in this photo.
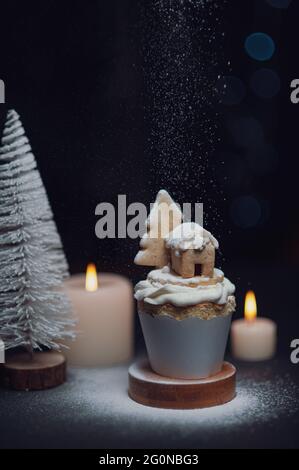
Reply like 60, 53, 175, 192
85, 263, 98, 292
244, 290, 257, 322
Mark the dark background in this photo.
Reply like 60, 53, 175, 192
0, 0, 298, 355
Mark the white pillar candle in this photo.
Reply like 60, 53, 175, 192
63, 264, 134, 367
231, 291, 277, 361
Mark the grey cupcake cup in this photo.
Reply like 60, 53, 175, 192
139, 311, 232, 379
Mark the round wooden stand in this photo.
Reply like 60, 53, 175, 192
1, 351, 66, 391
129, 359, 236, 409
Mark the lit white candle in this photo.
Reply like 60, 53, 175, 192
231, 291, 277, 361
63, 264, 134, 367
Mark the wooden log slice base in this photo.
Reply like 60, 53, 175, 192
1, 351, 66, 391
128, 359, 236, 409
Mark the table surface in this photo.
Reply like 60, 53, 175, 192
0, 356, 298, 449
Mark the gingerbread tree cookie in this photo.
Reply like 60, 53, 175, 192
134, 190, 182, 268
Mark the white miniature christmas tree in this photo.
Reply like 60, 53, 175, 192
0, 110, 75, 354
134, 189, 182, 268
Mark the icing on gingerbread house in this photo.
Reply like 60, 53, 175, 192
135, 190, 219, 280
165, 222, 219, 279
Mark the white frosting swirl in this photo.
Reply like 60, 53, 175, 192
134, 266, 235, 307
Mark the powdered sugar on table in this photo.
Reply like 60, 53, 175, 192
0, 360, 298, 448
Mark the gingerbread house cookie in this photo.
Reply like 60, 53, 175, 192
165, 222, 219, 279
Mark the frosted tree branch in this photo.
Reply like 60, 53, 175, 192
0, 109, 76, 352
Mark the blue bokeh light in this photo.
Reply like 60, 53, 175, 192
245, 33, 275, 61
218, 76, 246, 106
229, 117, 264, 148
250, 68, 281, 99
230, 196, 262, 229
266, 0, 292, 8
246, 144, 279, 174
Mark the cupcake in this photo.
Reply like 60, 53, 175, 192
134, 191, 236, 379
